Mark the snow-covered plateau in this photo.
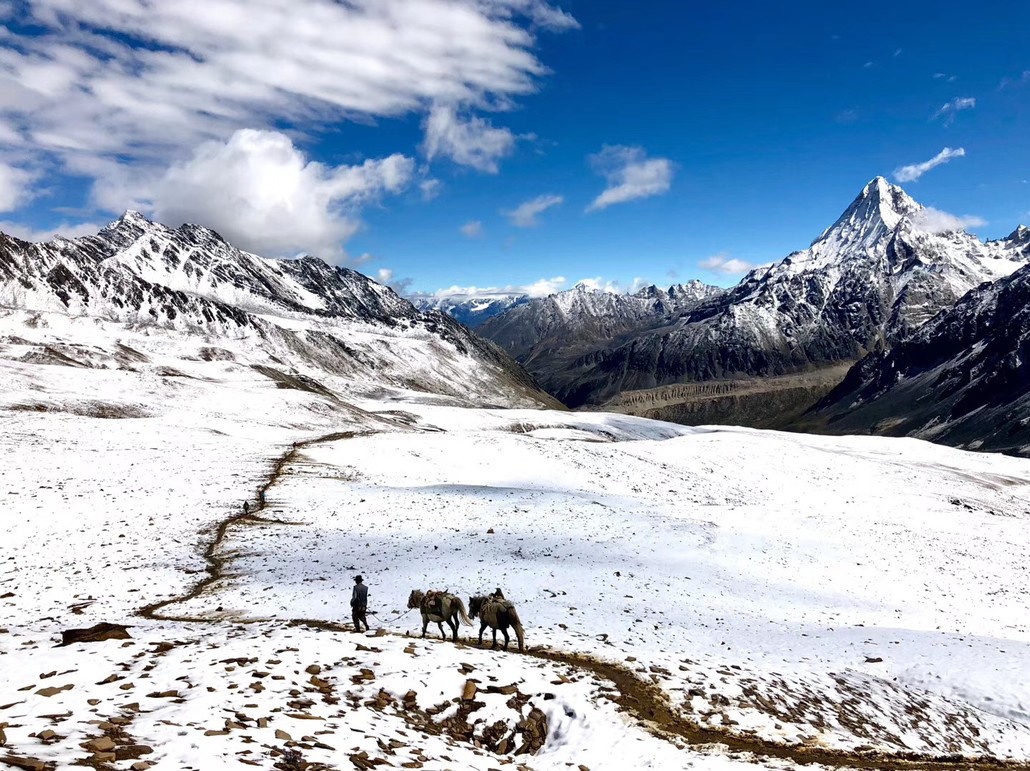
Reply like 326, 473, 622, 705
3, 305, 1030, 771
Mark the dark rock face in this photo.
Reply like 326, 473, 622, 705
0, 213, 554, 407
478, 178, 1030, 417
808, 260, 1030, 454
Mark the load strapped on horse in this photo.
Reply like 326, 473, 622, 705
407, 589, 473, 642
468, 593, 525, 653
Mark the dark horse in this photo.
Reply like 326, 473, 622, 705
407, 589, 472, 642
468, 595, 525, 653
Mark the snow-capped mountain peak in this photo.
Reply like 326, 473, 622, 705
812, 176, 921, 253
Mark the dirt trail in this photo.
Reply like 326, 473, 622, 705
137, 430, 1030, 771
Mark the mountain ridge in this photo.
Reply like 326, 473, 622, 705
0, 212, 558, 409
476, 177, 1030, 420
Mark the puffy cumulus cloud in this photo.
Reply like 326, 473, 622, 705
0, 161, 36, 212
0, 218, 104, 242
152, 129, 414, 260
893, 147, 965, 183
909, 207, 987, 234
574, 276, 623, 292
699, 253, 757, 275
460, 220, 483, 238
0, 0, 576, 224
933, 97, 975, 124
586, 145, 674, 212
422, 104, 516, 173
503, 193, 563, 227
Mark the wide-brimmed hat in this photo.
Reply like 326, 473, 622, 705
354, 575, 363, 582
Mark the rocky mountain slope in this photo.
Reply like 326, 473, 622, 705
410, 292, 529, 327
805, 231, 1030, 453
0, 212, 557, 408
478, 280, 725, 397
479, 178, 1030, 424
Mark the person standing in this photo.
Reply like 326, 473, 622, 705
351, 575, 369, 633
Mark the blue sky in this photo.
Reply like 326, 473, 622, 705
0, 0, 1028, 297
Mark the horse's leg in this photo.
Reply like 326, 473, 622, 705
501, 626, 510, 651
421, 615, 428, 639
491, 627, 498, 649
478, 621, 487, 646
450, 615, 460, 642
437, 620, 446, 640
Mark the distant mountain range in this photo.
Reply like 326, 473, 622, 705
409, 293, 529, 328
0, 212, 557, 409
440, 178, 1030, 443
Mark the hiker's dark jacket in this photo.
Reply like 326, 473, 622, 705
351, 583, 368, 608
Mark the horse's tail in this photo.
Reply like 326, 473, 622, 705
453, 596, 473, 626
509, 606, 526, 652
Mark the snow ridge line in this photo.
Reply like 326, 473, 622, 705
133, 432, 1030, 770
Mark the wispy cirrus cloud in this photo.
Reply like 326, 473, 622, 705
503, 193, 563, 227
586, 145, 674, 212
933, 97, 975, 124
0, 0, 577, 254
460, 220, 483, 238
698, 253, 757, 275
893, 147, 965, 183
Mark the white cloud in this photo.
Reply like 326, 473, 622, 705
893, 147, 965, 183
152, 129, 414, 260
502, 0, 580, 31
422, 104, 516, 173
933, 97, 975, 124
460, 220, 483, 238
909, 206, 987, 234
0, 161, 36, 212
0, 218, 104, 242
503, 193, 563, 227
432, 275, 567, 298
575, 276, 622, 293
586, 145, 674, 212
419, 178, 442, 201
0, 0, 576, 222
699, 253, 756, 275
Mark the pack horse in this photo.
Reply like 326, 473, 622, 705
469, 595, 525, 653
407, 589, 473, 642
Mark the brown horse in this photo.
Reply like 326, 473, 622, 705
468, 595, 525, 653
407, 590, 473, 642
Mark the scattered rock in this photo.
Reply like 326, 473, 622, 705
0, 756, 47, 771
35, 685, 73, 698
304, 665, 321, 675
60, 623, 131, 646
83, 736, 116, 753
274, 729, 292, 741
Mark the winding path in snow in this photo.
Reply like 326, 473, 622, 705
136, 430, 1030, 771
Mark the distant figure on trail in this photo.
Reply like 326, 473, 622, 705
243, 501, 250, 515
258, 490, 265, 506
351, 575, 369, 633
